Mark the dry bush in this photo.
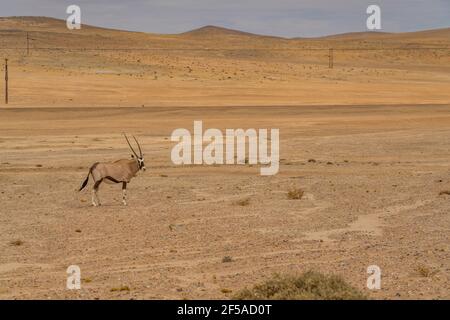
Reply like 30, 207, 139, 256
235, 198, 250, 206
233, 271, 367, 300
222, 256, 233, 263
439, 190, 450, 196
10, 240, 24, 246
110, 285, 130, 292
287, 188, 304, 200
416, 265, 438, 277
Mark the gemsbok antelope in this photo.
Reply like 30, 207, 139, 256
79, 134, 146, 206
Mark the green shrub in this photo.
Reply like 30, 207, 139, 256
233, 271, 366, 300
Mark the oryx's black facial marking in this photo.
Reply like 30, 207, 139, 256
137, 158, 146, 170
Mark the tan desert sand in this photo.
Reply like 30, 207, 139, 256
0, 17, 449, 299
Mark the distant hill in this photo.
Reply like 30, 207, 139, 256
0, 16, 137, 35
181, 25, 259, 37
317, 31, 392, 40
180, 25, 284, 40
0, 16, 448, 46
317, 28, 450, 43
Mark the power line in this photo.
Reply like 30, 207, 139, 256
0, 47, 449, 51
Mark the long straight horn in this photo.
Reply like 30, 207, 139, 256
132, 136, 143, 157
123, 133, 139, 158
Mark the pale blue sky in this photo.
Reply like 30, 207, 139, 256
1, 0, 449, 37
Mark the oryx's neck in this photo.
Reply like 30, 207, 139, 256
129, 159, 140, 173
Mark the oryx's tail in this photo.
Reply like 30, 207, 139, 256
79, 174, 89, 191
79, 162, 99, 191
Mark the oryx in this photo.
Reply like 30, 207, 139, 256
79, 134, 146, 206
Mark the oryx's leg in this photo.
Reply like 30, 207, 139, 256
91, 189, 97, 207
122, 182, 127, 206
92, 179, 103, 206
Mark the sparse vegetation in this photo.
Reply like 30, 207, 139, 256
221, 288, 232, 294
235, 198, 250, 206
222, 256, 233, 263
233, 271, 367, 300
110, 285, 130, 292
416, 265, 438, 277
439, 190, 450, 196
287, 188, 304, 200
10, 240, 24, 246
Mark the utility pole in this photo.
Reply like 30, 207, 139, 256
329, 48, 334, 69
27, 32, 30, 56
5, 58, 8, 104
